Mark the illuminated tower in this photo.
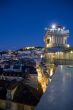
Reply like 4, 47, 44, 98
44, 24, 70, 48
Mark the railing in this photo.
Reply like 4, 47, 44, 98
54, 59, 73, 65
45, 57, 73, 65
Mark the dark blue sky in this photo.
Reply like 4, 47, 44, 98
0, 0, 73, 50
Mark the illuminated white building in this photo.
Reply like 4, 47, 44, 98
44, 24, 73, 72
44, 24, 70, 48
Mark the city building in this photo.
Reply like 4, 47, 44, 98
44, 24, 73, 66
44, 24, 70, 48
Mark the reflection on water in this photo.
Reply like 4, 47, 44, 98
0, 100, 35, 110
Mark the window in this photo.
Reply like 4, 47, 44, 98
47, 39, 50, 44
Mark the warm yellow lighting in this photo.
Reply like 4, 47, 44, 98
46, 43, 52, 48
36, 63, 48, 93
50, 68, 53, 77
70, 51, 73, 53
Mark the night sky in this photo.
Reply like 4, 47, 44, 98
0, 0, 73, 50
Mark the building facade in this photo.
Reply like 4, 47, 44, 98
44, 24, 73, 77
44, 24, 70, 48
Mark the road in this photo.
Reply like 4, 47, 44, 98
36, 65, 73, 110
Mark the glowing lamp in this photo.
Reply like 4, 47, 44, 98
52, 24, 56, 29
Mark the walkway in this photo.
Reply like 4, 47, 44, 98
36, 65, 73, 110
